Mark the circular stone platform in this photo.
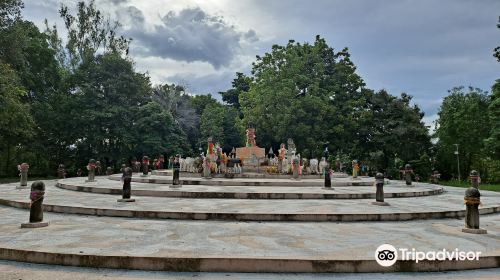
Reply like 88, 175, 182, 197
1, 180, 499, 222
107, 173, 374, 186
0, 205, 499, 273
151, 169, 350, 179
56, 177, 444, 199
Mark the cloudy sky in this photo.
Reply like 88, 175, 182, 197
23, 0, 500, 125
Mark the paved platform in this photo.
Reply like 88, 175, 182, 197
151, 170, 350, 179
56, 177, 444, 199
2, 260, 500, 280
0, 205, 499, 272
107, 174, 374, 186
0, 180, 499, 222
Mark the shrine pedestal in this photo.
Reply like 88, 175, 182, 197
236, 146, 265, 172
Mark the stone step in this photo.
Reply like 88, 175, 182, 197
56, 178, 444, 199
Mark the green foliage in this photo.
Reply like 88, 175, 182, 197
494, 16, 500, 62
239, 35, 431, 174
435, 86, 491, 181
484, 80, 500, 159
220, 72, 252, 110
52, 0, 131, 70
0, 0, 23, 29
0, 60, 34, 174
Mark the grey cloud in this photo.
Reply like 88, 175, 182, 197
126, 7, 257, 69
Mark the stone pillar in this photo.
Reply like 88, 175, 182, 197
462, 186, 487, 234
171, 155, 181, 188
57, 164, 66, 179
404, 164, 413, 186
18, 163, 29, 188
323, 167, 332, 189
118, 167, 135, 202
86, 159, 96, 182
292, 158, 299, 179
470, 170, 480, 189
372, 172, 389, 206
141, 156, 149, 177
21, 181, 48, 228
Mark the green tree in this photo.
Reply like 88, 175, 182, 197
435, 86, 490, 180
0, 61, 34, 175
200, 103, 225, 149
484, 80, 500, 159
220, 72, 252, 110
0, 0, 23, 30
132, 101, 189, 158
494, 16, 500, 62
47, 0, 131, 70
240, 36, 365, 157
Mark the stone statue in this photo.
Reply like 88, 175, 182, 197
202, 155, 212, 179
106, 167, 113, 175
77, 168, 83, 177
245, 123, 257, 147
57, 164, 66, 179
462, 174, 486, 234
287, 138, 296, 160
118, 167, 135, 202
18, 163, 29, 188
372, 172, 389, 206
404, 164, 413, 185
268, 147, 274, 159
470, 170, 480, 189
278, 143, 286, 174
131, 157, 140, 173
430, 170, 441, 184
171, 155, 181, 187
159, 155, 165, 169
292, 157, 300, 179
95, 161, 102, 175
352, 160, 359, 179
141, 156, 150, 177
21, 181, 48, 228
86, 159, 96, 182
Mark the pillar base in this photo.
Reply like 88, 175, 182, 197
15, 185, 29, 189
322, 187, 334, 190
117, 198, 135, 202
140, 174, 149, 177
169, 185, 182, 188
372, 201, 390, 206
21, 222, 49, 228
85, 180, 96, 183
462, 228, 487, 234
352, 177, 361, 180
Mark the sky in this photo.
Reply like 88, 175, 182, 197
22, 0, 500, 126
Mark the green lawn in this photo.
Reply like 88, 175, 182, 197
441, 180, 500, 192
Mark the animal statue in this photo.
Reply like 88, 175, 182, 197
281, 157, 289, 174
184, 157, 195, 173
179, 157, 187, 171
302, 158, 309, 175
310, 158, 319, 175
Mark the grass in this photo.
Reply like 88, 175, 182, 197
441, 180, 500, 192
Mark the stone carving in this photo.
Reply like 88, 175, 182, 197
18, 163, 29, 188
118, 167, 135, 202
462, 172, 486, 234
372, 172, 389, 206
21, 181, 48, 228
171, 155, 181, 187
404, 164, 413, 186
57, 164, 66, 179
86, 159, 96, 182
141, 156, 150, 177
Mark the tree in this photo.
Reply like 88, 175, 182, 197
0, 61, 34, 175
132, 101, 189, 158
494, 16, 500, 62
435, 86, 490, 180
46, 0, 131, 70
220, 72, 252, 110
240, 36, 366, 157
199, 103, 225, 149
484, 80, 500, 159
0, 0, 23, 30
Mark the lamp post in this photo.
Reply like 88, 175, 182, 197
454, 144, 461, 182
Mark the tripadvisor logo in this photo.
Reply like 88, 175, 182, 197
375, 244, 482, 267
